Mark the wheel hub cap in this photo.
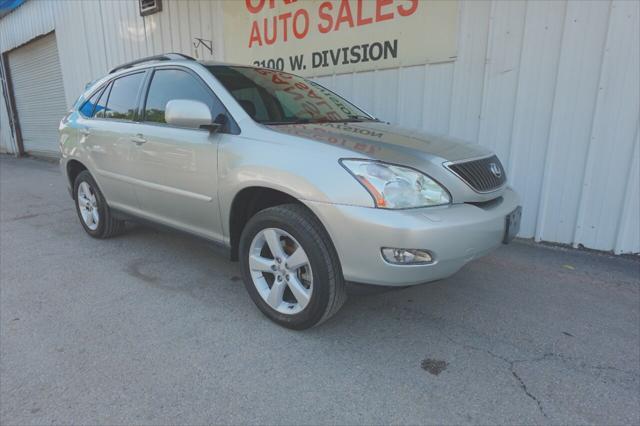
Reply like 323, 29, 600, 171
248, 228, 313, 315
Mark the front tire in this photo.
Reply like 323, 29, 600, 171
73, 170, 125, 238
239, 204, 346, 329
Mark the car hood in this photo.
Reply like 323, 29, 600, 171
264, 121, 492, 164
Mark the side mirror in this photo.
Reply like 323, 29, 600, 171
165, 99, 213, 130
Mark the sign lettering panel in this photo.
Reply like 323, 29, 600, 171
222, 0, 459, 76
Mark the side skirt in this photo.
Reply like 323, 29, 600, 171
111, 207, 232, 260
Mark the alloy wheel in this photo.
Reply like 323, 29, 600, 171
77, 181, 99, 231
248, 228, 313, 315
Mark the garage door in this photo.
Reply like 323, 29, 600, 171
8, 32, 67, 155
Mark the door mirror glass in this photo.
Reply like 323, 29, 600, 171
165, 99, 213, 129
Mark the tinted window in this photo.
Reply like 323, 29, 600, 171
94, 83, 111, 118
144, 69, 224, 124
79, 88, 103, 117
103, 73, 144, 120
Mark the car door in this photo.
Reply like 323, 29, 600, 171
77, 71, 147, 212
128, 67, 230, 242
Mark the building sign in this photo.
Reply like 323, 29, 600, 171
222, 0, 459, 76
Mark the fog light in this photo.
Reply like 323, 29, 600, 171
381, 248, 433, 265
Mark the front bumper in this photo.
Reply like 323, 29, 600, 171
305, 188, 520, 286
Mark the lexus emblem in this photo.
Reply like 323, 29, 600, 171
489, 163, 502, 178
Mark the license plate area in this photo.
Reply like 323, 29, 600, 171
503, 206, 522, 244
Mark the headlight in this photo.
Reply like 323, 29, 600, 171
340, 159, 450, 209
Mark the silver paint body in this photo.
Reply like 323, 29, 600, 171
59, 60, 520, 286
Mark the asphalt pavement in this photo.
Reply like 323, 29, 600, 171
1, 155, 638, 425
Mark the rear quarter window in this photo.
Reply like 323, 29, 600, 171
79, 88, 103, 117
94, 83, 111, 118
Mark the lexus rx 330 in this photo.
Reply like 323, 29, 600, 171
59, 53, 521, 329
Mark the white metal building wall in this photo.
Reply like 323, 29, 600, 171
0, 0, 638, 254
0, 0, 226, 109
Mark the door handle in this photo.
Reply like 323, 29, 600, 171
131, 134, 147, 145
80, 128, 91, 137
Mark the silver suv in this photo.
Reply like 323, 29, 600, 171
60, 53, 521, 329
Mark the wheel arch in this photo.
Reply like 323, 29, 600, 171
66, 159, 88, 198
228, 186, 327, 261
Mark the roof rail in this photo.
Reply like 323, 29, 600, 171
109, 53, 196, 74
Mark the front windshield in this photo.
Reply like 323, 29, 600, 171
206, 65, 376, 125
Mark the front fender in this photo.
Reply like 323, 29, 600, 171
217, 135, 374, 241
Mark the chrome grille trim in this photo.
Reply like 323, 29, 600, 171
444, 155, 507, 193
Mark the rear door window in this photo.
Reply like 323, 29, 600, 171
103, 72, 145, 121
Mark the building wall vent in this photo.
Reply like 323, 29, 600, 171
139, 0, 162, 16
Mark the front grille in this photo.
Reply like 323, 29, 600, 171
447, 155, 506, 192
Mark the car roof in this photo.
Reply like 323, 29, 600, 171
80, 54, 288, 106
108, 53, 257, 75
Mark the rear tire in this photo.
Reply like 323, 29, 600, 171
239, 204, 346, 329
73, 170, 125, 238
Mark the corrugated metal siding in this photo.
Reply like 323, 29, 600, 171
0, 0, 55, 51
448, 0, 491, 142
0, 0, 56, 154
534, 1, 612, 247
7, 32, 67, 154
508, 0, 566, 238
615, 131, 640, 254
0, 0, 638, 254
48, 0, 225, 107
573, 1, 639, 252
0, 0, 225, 146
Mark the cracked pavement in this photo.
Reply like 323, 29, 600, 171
1, 156, 639, 425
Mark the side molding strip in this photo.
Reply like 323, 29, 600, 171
95, 168, 213, 202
